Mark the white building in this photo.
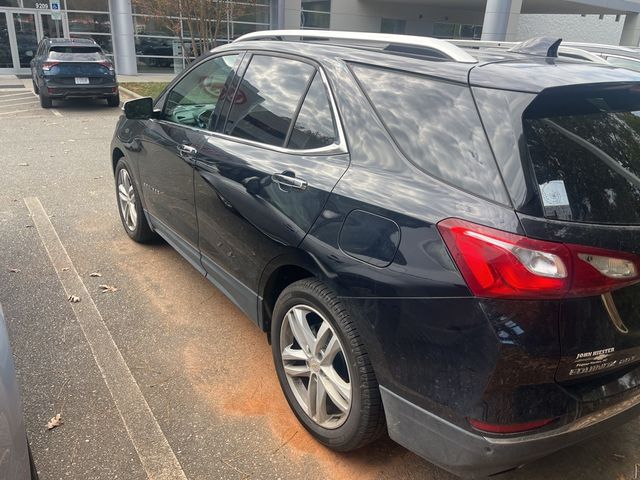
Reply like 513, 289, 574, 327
1, 0, 639, 76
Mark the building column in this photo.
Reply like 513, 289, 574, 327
621, 13, 640, 46
271, 0, 285, 29
481, 0, 523, 41
110, 0, 137, 75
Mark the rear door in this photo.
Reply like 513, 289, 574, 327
194, 53, 349, 312
517, 84, 640, 383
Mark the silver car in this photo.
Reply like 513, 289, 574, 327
0, 305, 36, 480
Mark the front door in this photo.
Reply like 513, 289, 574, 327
137, 53, 243, 266
0, 9, 68, 74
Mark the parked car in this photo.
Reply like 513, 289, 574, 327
0, 305, 37, 480
111, 31, 640, 478
30, 37, 119, 108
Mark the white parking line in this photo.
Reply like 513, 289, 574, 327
0, 100, 39, 108
0, 109, 33, 116
0, 93, 33, 100
24, 197, 188, 480
51, 109, 62, 117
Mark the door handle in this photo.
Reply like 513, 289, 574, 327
272, 172, 308, 191
177, 144, 198, 163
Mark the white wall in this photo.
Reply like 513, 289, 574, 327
283, 0, 485, 36
517, 14, 625, 44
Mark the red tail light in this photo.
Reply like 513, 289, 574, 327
98, 60, 114, 71
42, 61, 59, 71
437, 218, 640, 299
468, 417, 556, 434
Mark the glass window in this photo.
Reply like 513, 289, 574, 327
524, 86, 640, 224
224, 55, 316, 147
135, 36, 178, 57
68, 34, 112, 54
164, 54, 239, 129
67, 13, 111, 33
301, 0, 330, 29
381, 18, 406, 35
0, 13, 12, 68
352, 65, 508, 204
65, 0, 109, 11
0, 0, 19, 6
137, 56, 183, 74
288, 74, 336, 149
134, 15, 178, 37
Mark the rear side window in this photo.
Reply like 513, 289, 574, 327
224, 55, 315, 147
524, 85, 640, 224
351, 64, 508, 204
287, 73, 336, 149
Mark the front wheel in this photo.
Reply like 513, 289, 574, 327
271, 279, 386, 451
115, 158, 156, 243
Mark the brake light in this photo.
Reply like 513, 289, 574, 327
468, 417, 556, 434
98, 60, 114, 71
437, 218, 640, 299
42, 61, 59, 71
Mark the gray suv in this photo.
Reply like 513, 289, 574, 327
0, 305, 37, 480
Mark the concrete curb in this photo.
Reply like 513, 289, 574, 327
119, 86, 142, 100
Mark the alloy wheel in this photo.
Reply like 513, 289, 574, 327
117, 168, 138, 231
280, 304, 352, 429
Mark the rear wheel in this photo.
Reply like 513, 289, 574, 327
271, 279, 385, 451
115, 158, 156, 243
107, 93, 120, 107
39, 93, 51, 109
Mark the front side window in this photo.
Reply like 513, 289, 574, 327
352, 64, 508, 204
164, 54, 239, 129
224, 55, 315, 147
524, 85, 640, 224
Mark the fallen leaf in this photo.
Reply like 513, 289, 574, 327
99, 284, 118, 293
18, 163, 29, 167
25, 225, 33, 228
47, 413, 63, 430
8, 268, 20, 273
68, 295, 81, 303
93, 176, 104, 179
61, 267, 69, 272
89, 272, 102, 277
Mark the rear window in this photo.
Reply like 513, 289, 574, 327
49, 46, 103, 60
524, 84, 640, 224
351, 64, 509, 204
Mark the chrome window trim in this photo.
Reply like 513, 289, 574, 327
156, 50, 348, 156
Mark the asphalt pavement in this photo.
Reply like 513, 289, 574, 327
0, 87, 639, 480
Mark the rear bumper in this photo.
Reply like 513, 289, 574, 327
380, 385, 640, 478
42, 79, 118, 99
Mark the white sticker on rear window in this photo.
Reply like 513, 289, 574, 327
540, 180, 570, 207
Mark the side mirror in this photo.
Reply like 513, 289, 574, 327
124, 97, 154, 120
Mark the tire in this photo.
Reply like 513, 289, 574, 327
39, 93, 52, 109
107, 93, 120, 107
271, 278, 386, 451
115, 158, 156, 243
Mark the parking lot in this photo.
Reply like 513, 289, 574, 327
1, 84, 639, 480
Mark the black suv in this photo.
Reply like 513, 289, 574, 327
31, 37, 119, 108
110, 31, 640, 477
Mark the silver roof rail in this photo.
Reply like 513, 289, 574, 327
233, 29, 478, 64
449, 39, 609, 64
